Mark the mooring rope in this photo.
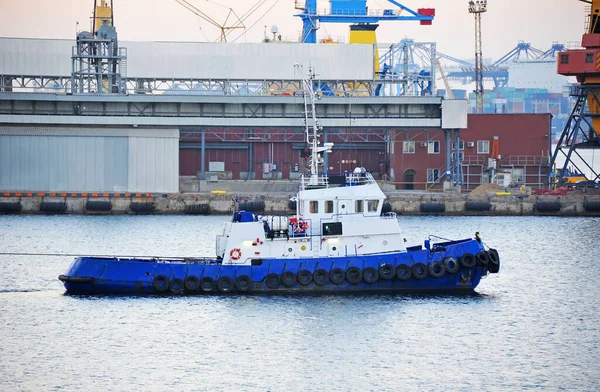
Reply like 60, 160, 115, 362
0, 252, 203, 259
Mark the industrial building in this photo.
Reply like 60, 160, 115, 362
0, 0, 589, 195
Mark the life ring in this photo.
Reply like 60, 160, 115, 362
230, 248, 242, 260
293, 221, 309, 233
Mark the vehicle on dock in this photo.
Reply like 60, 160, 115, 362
58, 68, 500, 295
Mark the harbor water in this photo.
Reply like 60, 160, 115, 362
0, 215, 599, 391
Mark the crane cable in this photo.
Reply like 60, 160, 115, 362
231, 0, 280, 43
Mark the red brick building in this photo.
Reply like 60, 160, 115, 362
390, 114, 552, 190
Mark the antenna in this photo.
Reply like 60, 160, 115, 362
295, 64, 333, 177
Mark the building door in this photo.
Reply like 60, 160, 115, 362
404, 169, 416, 190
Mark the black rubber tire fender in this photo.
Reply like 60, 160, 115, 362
428, 261, 445, 279
281, 271, 297, 288
297, 269, 313, 286
487, 249, 500, 274
443, 257, 460, 274
412, 263, 428, 279
345, 267, 362, 284
378, 264, 395, 280
395, 264, 412, 281
170, 278, 184, 294
217, 276, 235, 293
329, 268, 345, 285
152, 274, 170, 293
460, 253, 477, 268
313, 269, 329, 286
235, 275, 253, 292
476, 251, 490, 266
266, 273, 280, 289
184, 275, 200, 292
199, 277, 215, 292
362, 267, 379, 284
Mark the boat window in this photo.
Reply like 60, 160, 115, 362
322, 222, 343, 236
309, 201, 318, 213
367, 200, 379, 212
325, 200, 334, 213
355, 200, 364, 213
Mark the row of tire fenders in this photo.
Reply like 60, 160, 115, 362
151, 249, 500, 294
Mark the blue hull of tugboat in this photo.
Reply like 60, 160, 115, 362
59, 238, 499, 295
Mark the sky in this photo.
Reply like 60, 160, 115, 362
0, 0, 587, 60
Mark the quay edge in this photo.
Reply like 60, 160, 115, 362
1, 192, 600, 216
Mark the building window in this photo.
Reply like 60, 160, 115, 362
452, 151, 464, 161
403, 141, 415, 154
512, 168, 524, 184
428, 141, 440, 154
355, 200, 363, 213
325, 200, 334, 213
451, 140, 464, 150
477, 140, 490, 154
586, 53, 594, 64
367, 200, 379, 212
427, 169, 440, 184
309, 201, 318, 213
560, 54, 569, 64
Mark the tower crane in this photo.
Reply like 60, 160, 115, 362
468, 0, 487, 114
550, 0, 600, 184
174, 0, 245, 43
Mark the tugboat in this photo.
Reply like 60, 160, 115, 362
59, 68, 500, 295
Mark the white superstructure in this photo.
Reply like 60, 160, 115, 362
216, 66, 405, 265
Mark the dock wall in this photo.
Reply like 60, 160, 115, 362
1, 193, 599, 216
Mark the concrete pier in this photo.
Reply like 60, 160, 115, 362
1, 192, 599, 216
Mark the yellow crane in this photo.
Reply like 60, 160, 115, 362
174, 0, 245, 43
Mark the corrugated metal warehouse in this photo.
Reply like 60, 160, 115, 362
0, 126, 179, 193
0, 38, 374, 80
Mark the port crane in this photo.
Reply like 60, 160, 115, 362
174, 0, 245, 43
550, 0, 600, 183
294, 0, 434, 44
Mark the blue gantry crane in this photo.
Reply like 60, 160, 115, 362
294, 0, 435, 44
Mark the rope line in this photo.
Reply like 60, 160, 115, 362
0, 252, 208, 259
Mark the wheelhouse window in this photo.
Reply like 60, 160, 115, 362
477, 140, 490, 154
325, 200, 334, 213
403, 141, 415, 154
428, 141, 440, 154
309, 201, 318, 213
560, 54, 569, 64
367, 200, 379, 212
355, 200, 364, 213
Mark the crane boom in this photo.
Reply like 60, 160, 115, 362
174, 0, 244, 42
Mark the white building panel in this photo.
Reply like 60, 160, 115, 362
0, 38, 374, 80
0, 126, 179, 193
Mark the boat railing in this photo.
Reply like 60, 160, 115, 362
299, 172, 377, 191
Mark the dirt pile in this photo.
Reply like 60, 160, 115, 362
470, 183, 503, 196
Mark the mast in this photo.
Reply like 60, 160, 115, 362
296, 65, 332, 177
